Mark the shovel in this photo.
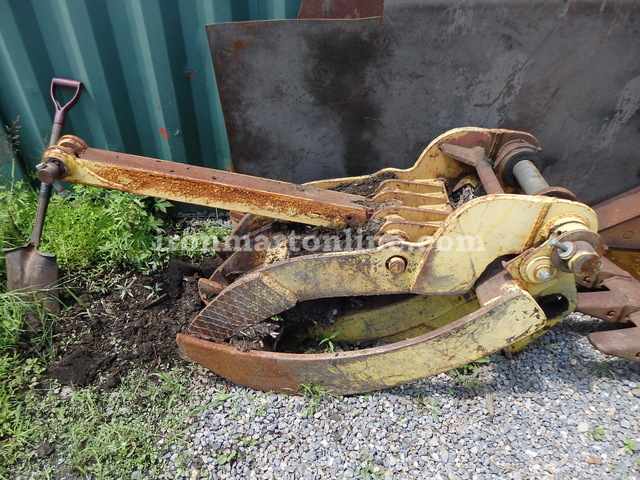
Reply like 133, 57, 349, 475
2, 78, 82, 313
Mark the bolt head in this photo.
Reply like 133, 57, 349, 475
386, 256, 407, 274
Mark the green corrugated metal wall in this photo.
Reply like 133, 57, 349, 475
0, 0, 301, 184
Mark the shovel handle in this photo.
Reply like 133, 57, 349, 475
31, 78, 83, 245
30, 183, 53, 249
50, 77, 82, 126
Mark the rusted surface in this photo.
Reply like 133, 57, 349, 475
588, 312, 640, 362
565, 241, 602, 277
575, 256, 632, 289
577, 259, 640, 325
594, 186, 640, 250
577, 257, 640, 361
493, 140, 577, 200
439, 143, 504, 194
2, 245, 59, 313
177, 269, 546, 394
48, 140, 370, 228
606, 249, 640, 282
189, 273, 299, 341
494, 140, 542, 187
206, 2, 640, 204
298, 0, 384, 19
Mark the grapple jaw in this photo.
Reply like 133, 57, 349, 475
38, 127, 609, 394
175, 127, 602, 394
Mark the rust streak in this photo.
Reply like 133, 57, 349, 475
158, 126, 170, 141
71, 147, 370, 228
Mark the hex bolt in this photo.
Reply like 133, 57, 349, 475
536, 267, 553, 282
567, 243, 602, 277
386, 256, 407, 274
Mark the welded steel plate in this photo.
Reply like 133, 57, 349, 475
208, 0, 640, 205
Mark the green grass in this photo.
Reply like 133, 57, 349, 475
623, 439, 638, 454
0, 174, 234, 478
447, 357, 491, 389
0, 283, 201, 479
2, 365, 200, 478
297, 383, 327, 418
588, 426, 605, 441
318, 331, 341, 353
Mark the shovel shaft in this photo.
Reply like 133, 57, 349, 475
30, 183, 53, 249
50, 123, 64, 147
30, 79, 82, 247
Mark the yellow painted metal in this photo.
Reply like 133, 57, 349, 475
39, 126, 604, 383
372, 191, 449, 206
41, 139, 370, 228
606, 249, 640, 281
371, 206, 451, 222
502, 271, 578, 354
310, 293, 480, 344
179, 273, 547, 395
411, 195, 598, 294
376, 179, 446, 194
356, 280, 541, 382
305, 127, 539, 190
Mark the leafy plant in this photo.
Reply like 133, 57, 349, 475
416, 393, 441, 421
623, 439, 638, 453
358, 452, 383, 479
0, 183, 172, 276
158, 218, 233, 263
448, 358, 490, 388
217, 448, 240, 465
588, 426, 605, 441
318, 331, 341, 353
297, 383, 326, 418
209, 390, 235, 408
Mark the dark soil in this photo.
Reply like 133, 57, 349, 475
328, 170, 396, 196
40, 258, 215, 390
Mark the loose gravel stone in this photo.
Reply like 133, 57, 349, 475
158, 313, 640, 479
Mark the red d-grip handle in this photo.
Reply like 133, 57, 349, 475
50, 78, 82, 125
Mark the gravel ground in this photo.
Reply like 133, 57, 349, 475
163, 313, 640, 480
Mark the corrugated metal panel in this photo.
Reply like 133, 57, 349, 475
0, 0, 301, 183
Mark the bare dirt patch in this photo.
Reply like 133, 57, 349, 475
40, 258, 217, 389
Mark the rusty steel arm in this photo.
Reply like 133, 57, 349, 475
37, 136, 370, 228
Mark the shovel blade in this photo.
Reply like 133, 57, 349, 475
3, 245, 59, 313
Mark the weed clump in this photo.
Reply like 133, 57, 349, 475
0, 182, 172, 277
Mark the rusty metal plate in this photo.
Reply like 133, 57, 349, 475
589, 312, 640, 362
594, 186, 640, 250
298, 0, 383, 19
207, 0, 640, 205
